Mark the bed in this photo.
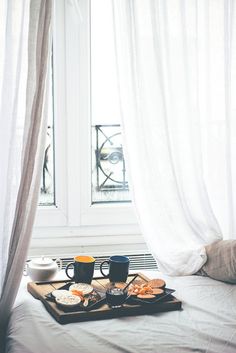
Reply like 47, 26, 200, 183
5, 270, 236, 353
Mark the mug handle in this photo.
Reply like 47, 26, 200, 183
65, 262, 74, 280
100, 260, 109, 278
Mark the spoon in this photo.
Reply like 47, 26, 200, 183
123, 274, 139, 292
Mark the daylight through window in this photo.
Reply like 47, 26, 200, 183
91, 0, 130, 204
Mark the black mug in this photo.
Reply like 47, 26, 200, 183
65, 255, 95, 284
100, 255, 129, 282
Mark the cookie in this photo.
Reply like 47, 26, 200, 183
147, 279, 166, 289
128, 290, 138, 296
132, 279, 146, 287
152, 288, 164, 296
137, 294, 155, 299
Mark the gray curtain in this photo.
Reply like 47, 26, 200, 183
0, 0, 52, 350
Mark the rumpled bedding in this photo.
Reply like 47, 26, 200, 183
6, 271, 236, 353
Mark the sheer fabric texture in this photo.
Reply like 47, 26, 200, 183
0, 0, 52, 340
113, 0, 236, 275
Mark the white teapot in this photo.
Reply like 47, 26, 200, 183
26, 256, 62, 281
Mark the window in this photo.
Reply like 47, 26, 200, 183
92, 124, 129, 203
31, 0, 144, 257
38, 53, 55, 206
90, 0, 130, 204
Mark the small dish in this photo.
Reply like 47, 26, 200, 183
45, 283, 106, 312
52, 289, 71, 299
128, 288, 176, 305
56, 294, 81, 308
69, 283, 93, 295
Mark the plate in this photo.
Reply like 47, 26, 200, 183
128, 288, 176, 305
56, 294, 81, 308
69, 283, 93, 295
52, 289, 71, 299
45, 283, 106, 312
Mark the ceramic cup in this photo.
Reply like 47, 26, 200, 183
65, 255, 95, 284
100, 255, 130, 283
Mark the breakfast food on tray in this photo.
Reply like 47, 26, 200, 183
128, 278, 166, 298
53, 283, 104, 310
52, 283, 94, 309
114, 282, 127, 289
52, 289, 72, 299
56, 294, 81, 308
147, 279, 166, 289
137, 294, 156, 299
132, 279, 146, 287
69, 283, 93, 295
152, 288, 164, 295
70, 289, 84, 299
53, 277, 167, 310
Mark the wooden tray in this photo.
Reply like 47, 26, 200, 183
27, 273, 181, 324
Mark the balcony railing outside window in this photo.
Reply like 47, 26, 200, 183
38, 51, 55, 206
91, 124, 130, 203
39, 124, 55, 206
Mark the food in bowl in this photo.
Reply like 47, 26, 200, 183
52, 289, 71, 299
55, 294, 81, 308
128, 278, 166, 298
69, 283, 93, 295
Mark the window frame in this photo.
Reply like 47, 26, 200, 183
34, 0, 68, 228
31, 0, 144, 256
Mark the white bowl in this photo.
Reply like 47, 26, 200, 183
69, 283, 93, 295
55, 294, 81, 308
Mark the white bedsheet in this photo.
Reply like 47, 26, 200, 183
5, 271, 236, 353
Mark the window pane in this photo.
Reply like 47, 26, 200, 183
92, 124, 129, 203
38, 53, 55, 206
91, 0, 130, 204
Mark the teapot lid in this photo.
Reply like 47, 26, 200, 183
31, 256, 54, 266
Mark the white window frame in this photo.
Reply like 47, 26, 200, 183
34, 0, 68, 228
31, 0, 144, 257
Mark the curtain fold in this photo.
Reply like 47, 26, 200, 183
112, 0, 236, 275
0, 0, 52, 343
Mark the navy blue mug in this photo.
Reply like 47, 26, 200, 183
100, 255, 130, 282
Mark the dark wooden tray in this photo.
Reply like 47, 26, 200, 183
27, 273, 182, 324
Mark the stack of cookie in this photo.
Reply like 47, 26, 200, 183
128, 278, 166, 300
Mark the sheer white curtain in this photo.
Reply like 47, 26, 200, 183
0, 0, 52, 341
113, 0, 236, 275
